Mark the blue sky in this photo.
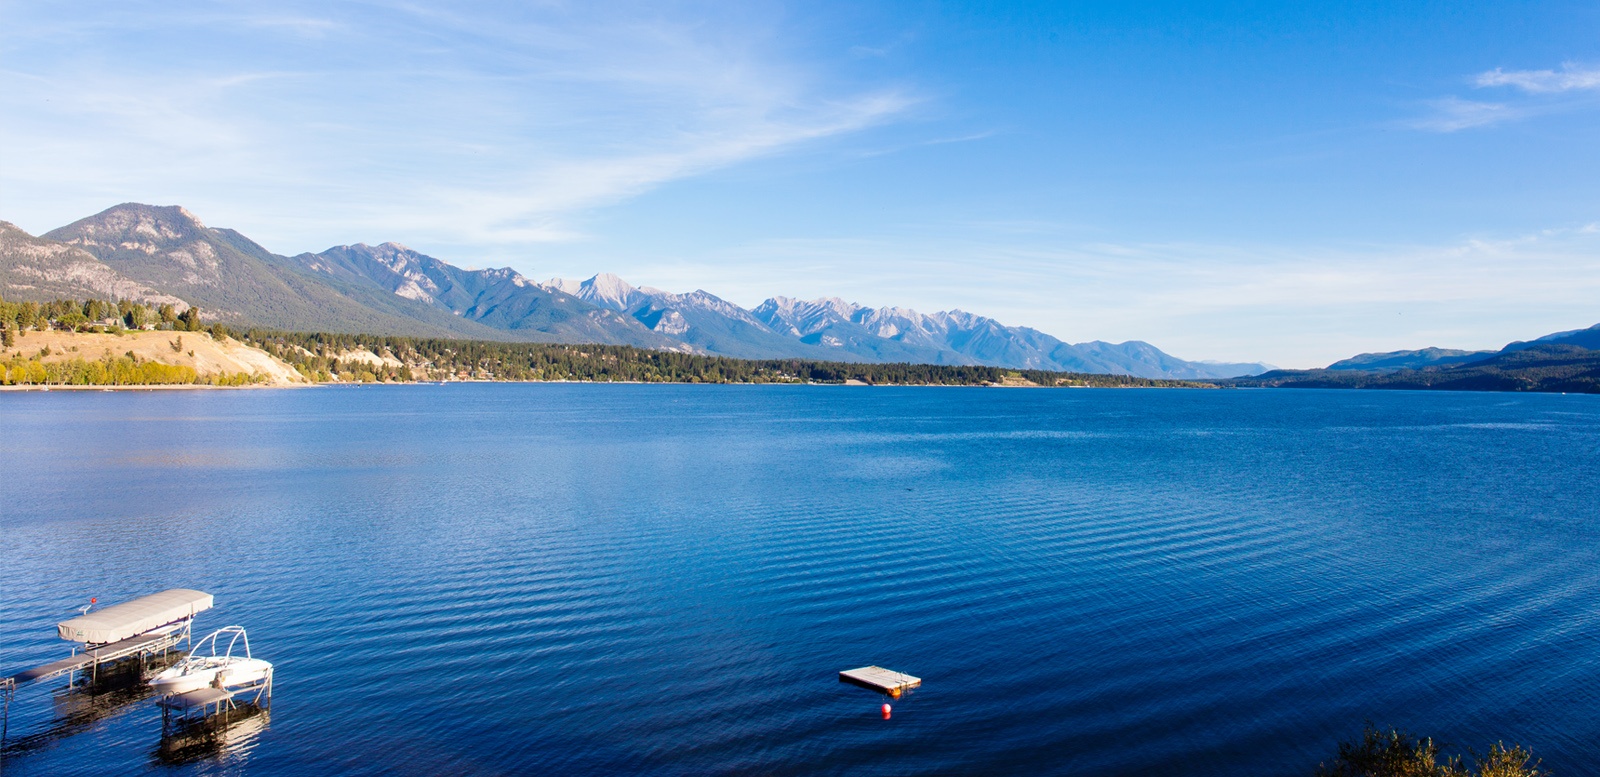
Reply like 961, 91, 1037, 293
3, 1, 1598, 366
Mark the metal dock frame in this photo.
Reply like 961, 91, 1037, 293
157, 667, 273, 732
1, 676, 13, 757
1, 618, 195, 756
16, 620, 192, 688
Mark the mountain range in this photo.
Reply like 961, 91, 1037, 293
1233, 322, 1600, 393
1319, 324, 1600, 372
0, 203, 1275, 378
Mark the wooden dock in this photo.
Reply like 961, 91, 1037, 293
839, 666, 921, 697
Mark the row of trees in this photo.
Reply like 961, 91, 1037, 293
0, 353, 265, 387
238, 330, 1209, 387
0, 296, 206, 344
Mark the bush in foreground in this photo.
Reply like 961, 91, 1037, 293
1316, 726, 1543, 777
0, 355, 264, 387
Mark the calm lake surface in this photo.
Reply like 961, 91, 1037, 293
2, 385, 1597, 775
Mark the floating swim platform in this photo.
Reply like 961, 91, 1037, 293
839, 666, 921, 697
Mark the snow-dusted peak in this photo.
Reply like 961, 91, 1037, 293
751, 296, 871, 337
573, 273, 641, 313
538, 272, 642, 311
584, 272, 636, 305
678, 290, 767, 324
815, 297, 862, 319
928, 309, 989, 329
540, 277, 584, 296
760, 296, 861, 319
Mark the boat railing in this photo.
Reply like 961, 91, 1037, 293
189, 626, 251, 661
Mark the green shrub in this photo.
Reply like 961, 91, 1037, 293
1316, 727, 1542, 777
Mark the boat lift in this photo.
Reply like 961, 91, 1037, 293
157, 673, 274, 731
154, 626, 274, 731
2, 589, 213, 752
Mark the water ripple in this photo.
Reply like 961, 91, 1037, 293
1, 387, 1596, 775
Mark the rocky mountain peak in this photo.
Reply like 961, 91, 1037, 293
537, 272, 641, 312
540, 277, 583, 296
46, 203, 210, 249
583, 273, 637, 306
16, 203, 1278, 379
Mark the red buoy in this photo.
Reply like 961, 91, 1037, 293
882, 703, 892, 719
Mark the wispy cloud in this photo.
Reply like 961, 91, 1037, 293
849, 129, 1000, 159
1475, 63, 1600, 93
243, 16, 342, 38
0, 1, 917, 250
1414, 62, 1600, 132
1408, 97, 1521, 132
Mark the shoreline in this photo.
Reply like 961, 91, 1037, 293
5, 380, 1590, 395
0, 382, 310, 392
0, 379, 1189, 392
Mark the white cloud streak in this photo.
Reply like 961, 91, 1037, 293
1475, 64, 1600, 93
1413, 62, 1600, 132
1408, 97, 1521, 132
0, 2, 915, 250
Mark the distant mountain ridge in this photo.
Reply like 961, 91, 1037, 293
292, 244, 684, 349
1234, 343, 1600, 394
539, 275, 1272, 377
1326, 347, 1495, 372
1318, 323, 1600, 373
1240, 321, 1600, 394
1, 203, 1273, 379
537, 273, 838, 360
1512, 322, 1600, 352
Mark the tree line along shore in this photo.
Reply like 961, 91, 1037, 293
240, 330, 1206, 387
1, 296, 1207, 388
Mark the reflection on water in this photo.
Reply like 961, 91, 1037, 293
155, 706, 270, 766
2, 652, 183, 758
3, 648, 268, 769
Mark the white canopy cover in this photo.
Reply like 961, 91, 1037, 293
56, 589, 214, 644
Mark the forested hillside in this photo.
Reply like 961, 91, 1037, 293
240, 330, 1209, 387
0, 296, 1207, 388
1231, 345, 1600, 394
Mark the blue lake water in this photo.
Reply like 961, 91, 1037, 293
2, 385, 1597, 775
